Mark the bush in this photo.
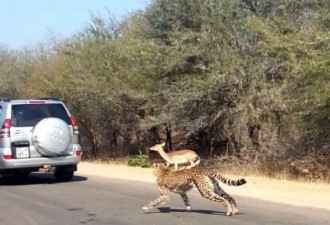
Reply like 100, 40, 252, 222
126, 155, 149, 168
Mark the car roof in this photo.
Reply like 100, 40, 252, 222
0, 98, 62, 105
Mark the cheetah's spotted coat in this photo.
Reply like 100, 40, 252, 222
142, 163, 246, 216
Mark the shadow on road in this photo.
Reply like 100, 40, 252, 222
146, 207, 245, 216
0, 172, 87, 186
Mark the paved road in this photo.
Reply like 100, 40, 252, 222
0, 173, 329, 225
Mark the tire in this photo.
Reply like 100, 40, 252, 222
54, 170, 74, 182
32, 118, 71, 157
13, 171, 30, 179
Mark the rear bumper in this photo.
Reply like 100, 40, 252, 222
0, 152, 81, 170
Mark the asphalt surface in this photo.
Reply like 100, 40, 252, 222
0, 173, 329, 225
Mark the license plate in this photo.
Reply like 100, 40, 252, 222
16, 147, 30, 158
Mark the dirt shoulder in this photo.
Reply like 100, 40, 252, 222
76, 162, 330, 211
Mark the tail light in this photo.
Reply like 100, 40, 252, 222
3, 155, 12, 160
75, 151, 82, 156
69, 117, 79, 135
0, 119, 10, 138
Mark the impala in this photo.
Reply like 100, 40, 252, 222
149, 143, 200, 171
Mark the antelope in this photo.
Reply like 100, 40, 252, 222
149, 143, 200, 171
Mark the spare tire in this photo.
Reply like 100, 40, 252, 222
32, 118, 71, 157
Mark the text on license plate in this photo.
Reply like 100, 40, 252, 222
16, 147, 30, 158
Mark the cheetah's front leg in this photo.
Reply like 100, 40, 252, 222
142, 186, 170, 211
179, 193, 192, 211
173, 184, 194, 211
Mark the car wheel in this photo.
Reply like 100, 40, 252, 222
13, 171, 30, 179
54, 169, 74, 182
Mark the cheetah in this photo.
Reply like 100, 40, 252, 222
142, 163, 246, 216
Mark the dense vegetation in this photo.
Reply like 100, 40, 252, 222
0, 0, 329, 181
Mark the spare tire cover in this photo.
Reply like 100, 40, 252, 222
32, 117, 71, 157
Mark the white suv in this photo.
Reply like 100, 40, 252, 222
0, 98, 82, 181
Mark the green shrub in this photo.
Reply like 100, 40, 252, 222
126, 155, 149, 168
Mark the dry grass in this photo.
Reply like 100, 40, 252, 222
82, 151, 330, 184
200, 156, 330, 184
83, 157, 128, 165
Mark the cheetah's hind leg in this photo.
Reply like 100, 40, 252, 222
194, 176, 233, 216
211, 178, 239, 214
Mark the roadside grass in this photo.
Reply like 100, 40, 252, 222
82, 155, 330, 184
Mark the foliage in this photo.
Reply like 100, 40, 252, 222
127, 155, 149, 168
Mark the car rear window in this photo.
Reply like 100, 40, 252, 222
11, 104, 70, 127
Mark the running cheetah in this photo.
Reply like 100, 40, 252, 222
142, 163, 246, 216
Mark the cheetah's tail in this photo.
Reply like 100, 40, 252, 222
210, 173, 247, 186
